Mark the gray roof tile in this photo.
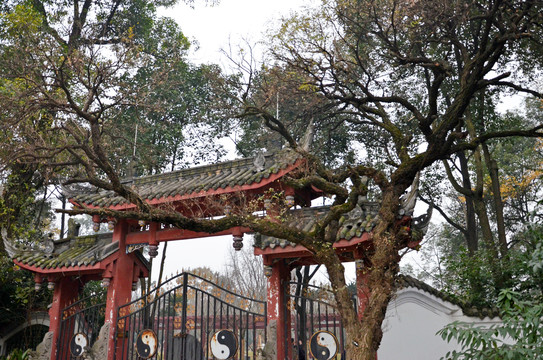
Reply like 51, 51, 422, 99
68, 150, 301, 208
10, 233, 119, 270
254, 203, 381, 250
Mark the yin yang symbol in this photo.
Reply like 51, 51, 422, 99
309, 330, 339, 360
210, 329, 238, 359
69, 333, 88, 357
136, 329, 157, 359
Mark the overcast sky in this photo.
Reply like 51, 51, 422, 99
164, 0, 316, 64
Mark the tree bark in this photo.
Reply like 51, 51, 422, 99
457, 151, 479, 254
482, 144, 508, 257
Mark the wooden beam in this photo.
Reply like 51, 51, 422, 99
125, 226, 253, 245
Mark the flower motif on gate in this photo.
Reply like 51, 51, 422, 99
174, 316, 182, 329
288, 298, 296, 311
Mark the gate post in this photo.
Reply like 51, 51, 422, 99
49, 277, 81, 360
265, 260, 291, 360
104, 220, 135, 360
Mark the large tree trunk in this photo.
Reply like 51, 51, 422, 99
457, 151, 479, 254
320, 186, 405, 360
482, 144, 508, 257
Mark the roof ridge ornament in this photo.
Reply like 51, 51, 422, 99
399, 172, 420, 217
253, 152, 266, 172
1, 228, 17, 258
300, 118, 315, 152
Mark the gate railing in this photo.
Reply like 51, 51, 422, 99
57, 296, 106, 360
285, 281, 354, 360
115, 272, 267, 360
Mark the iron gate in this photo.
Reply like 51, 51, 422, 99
57, 296, 106, 360
285, 281, 353, 360
115, 272, 267, 360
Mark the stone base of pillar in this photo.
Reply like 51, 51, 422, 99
28, 331, 54, 360
262, 320, 277, 360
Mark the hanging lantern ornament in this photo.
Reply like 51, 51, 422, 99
93, 221, 101, 232
232, 236, 243, 251
285, 195, 295, 207
34, 281, 42, 291
224, 205, 232, 216
138, 220, 146, 228
107, 219, 117, 231
101, 277, 111, 288
355, 259, 365, 272
47, 281, 55, 290
263, 265, 273, 278
148, 244, 159, 258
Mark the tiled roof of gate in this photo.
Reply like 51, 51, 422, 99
67, 149, 302, 208
7, 233, 120, 270
254, 203, 381, 250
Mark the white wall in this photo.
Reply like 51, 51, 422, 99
378, 288, 501, 360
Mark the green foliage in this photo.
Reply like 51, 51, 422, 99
0, 348, 31, 360
81, 280, 108, 306
438, 288, 543, 360
0, 0, 229, 186
438, 231, 543, 359
0, 256, 51, 331
410, 222, 543, 308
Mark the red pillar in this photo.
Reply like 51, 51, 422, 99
355, 259, 370, 321
48, 277, 81, 359
104, 220, 136, 360
266, 260, 291, 359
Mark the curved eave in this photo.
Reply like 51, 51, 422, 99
13, 250, 149, 277
14, 259, 106, 275
69, 160, 304, 211
254, 232, 373, 259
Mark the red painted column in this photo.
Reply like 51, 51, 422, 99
48, 277, 81, 359
104, 220, 136, 360
355, 259, 370, 321
266, 260, 291, 360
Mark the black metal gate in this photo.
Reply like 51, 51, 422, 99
57, 296, 106, 360
115, 272, 267, 360
285, 281, 352, 360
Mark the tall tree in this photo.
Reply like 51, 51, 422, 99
0, 0, 222, 181
229, 0, 543, 358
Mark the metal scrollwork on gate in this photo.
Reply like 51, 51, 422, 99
115, 272, 267, 360
58, 296, 105, 360
210, 329, 238, 360
309, 330, 339, 360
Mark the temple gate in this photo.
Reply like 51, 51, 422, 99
3, 149, 428, 359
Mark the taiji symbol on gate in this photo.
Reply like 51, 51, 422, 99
135, 329, 158, 359
309, 330, 339, 360
210, 329, 238, 359
69, 333, 88, 357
